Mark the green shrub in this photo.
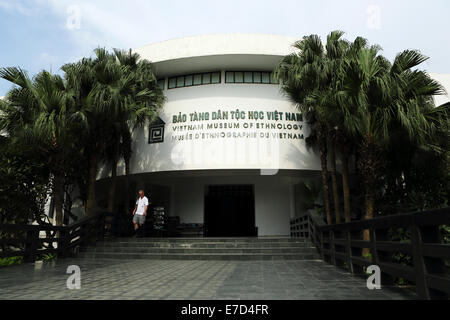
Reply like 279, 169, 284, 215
0, 256, 23, 267
363, 252, 372, 261
41, 253, 56, 262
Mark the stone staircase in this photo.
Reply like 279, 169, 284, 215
78, 237, 320, 261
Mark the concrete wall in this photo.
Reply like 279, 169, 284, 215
100, 79, 321, 179
430, 73, 450, 106
135, 34, 297, 64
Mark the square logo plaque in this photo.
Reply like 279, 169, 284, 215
148, 117, 165, 144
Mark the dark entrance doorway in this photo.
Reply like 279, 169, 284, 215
204, 185, 256, 237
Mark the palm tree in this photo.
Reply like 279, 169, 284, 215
276, 34, 333, 224
62, 48, 164, 216
106, 49, 164, 215
320, 36, 379, 224
0, 68, 75, 226
382, 101, 449, 213
319, 31, 350, 224
340, 47, 445, 241
333, 36, 373, 223
276, 31, 349, 225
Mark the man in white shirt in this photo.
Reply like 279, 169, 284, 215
132, 189, 149, 237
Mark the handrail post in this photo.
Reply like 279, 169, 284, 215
369, 227, 378, 268
307, 215, 312, 241
345, 227, 353, 273
412, 222, 448, 300
371, 228, 395, 286
23, 228, 39, 263
350, 229, 365, 275
319, 228, 324, 260
57, 228, 68, 259
308, 210, 326, 259
411, 224, 428, 299
330, 229, 336, 265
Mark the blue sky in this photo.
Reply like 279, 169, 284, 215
1, 0, 449, 95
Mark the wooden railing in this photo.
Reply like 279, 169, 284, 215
307, 207, 450, 300
0, 212, 106, 262
290, 215, 309, 238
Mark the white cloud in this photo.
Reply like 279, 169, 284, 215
14, 0, 327, 52
1, 0, 167, 54
0, 0, 40, 16
29, 0, 172, 51
1, 0, 449, 74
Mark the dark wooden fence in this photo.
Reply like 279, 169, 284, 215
0, 212, 105, 263
307, 207, 450, 300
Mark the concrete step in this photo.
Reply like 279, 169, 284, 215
92, 241, 311, 249
82, 246, 318, 254
76, 251, 321, 261
105, 237, 307, 243
77, 237, 319, 261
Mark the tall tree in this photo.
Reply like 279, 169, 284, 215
62, 48, 164, 216
318, 30, 350, 224
276, 34, 333, 224
106, 49, 164, 214
276, 31, 349, 224
340, 47, 445, 241
0, 68, 75, 226
332, 37, 367, 222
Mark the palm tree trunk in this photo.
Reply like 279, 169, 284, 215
341, 153, 351, 223
318, 128, 332, 225
107, 157, 118, 213
359, 137, 378, 256
107, 139, 120, 213
362, 178, 375, 256
53, 174, 64, 226
328, 135, 341, 224
124, 156, 131, 215
86, 150, 100, 216
364, 181, 375, 221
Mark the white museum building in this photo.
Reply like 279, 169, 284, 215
89, 34, 450, 237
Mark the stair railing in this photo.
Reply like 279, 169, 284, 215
0, 211, 106, 262
306, 207, 450, 300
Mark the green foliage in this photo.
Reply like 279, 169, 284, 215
0, 47, 165, 223
396, 278, 409, 286
276, 31, 449, 225
392, 252, 413, 267
388, 228, 411, 242
0, 256, 23, 267
61, 48, 165, 215
40, 253, 56, 262
362, 252, 372, 262
0, 140, 51, 224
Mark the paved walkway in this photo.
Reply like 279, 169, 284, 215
0, 258, 416, 300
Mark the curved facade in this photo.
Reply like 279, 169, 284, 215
94, 34, 450, 237
132, 34, 320, 174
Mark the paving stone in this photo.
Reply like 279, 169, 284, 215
0, 257, 415, 300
